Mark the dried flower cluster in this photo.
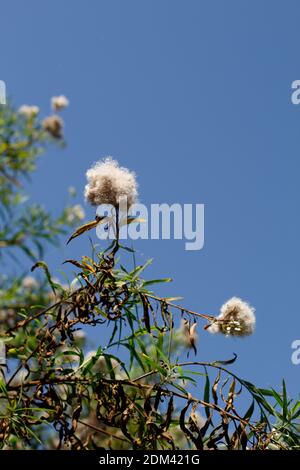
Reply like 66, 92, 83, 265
51, 95, 69, 111
207, 297, 256, 337
18, 105, 39, 118
39, 95, 69, 138
42, 115, 64, 139
84, 157, 138, 208
65, 204, 85, 224
22, 276, 38, 290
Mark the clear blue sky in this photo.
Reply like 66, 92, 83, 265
1, 0, 300, 399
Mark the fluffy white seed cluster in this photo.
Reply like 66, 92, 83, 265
84, 157, 138, 208
207, 297, 256, 337
51, 95, 69, 111
22, 276, 38, 290
42, 115, 64, 138
83, 351, 124, 378
72, 329, 86, 347
66, 204, 85, 224
18, 105, 40, 118
0, 308, 15, 326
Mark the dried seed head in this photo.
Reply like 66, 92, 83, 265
42, 115, 64, 138
84, 157, 138, 208
207, 297, 256, 337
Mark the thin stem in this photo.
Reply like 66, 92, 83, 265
5, 300, 61, 334
77, 419, 130, 443
145, 293, 215, 322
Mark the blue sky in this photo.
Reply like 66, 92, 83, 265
1, 0, 300, 399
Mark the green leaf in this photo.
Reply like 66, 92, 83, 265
282, 379, 288, 421
131, 259, 153, 280
243, 400, 255, 421
142, 353, 167, 377
124, 339, 146, 373
31, 260, 58, 293
142, 278, 173, 287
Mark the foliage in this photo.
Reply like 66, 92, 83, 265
0, 101, 299, 450
0, 102, 82, 262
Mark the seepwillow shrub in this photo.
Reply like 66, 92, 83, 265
0, 100, 299, 451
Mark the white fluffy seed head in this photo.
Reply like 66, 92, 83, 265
18, 105, 40, 118
65, 204, 85, 224
207, 297, 256, 337
51, 95, 69, 111
84, 157, 138, 208
72, 329, 86, 346
22, 276, 38, 290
